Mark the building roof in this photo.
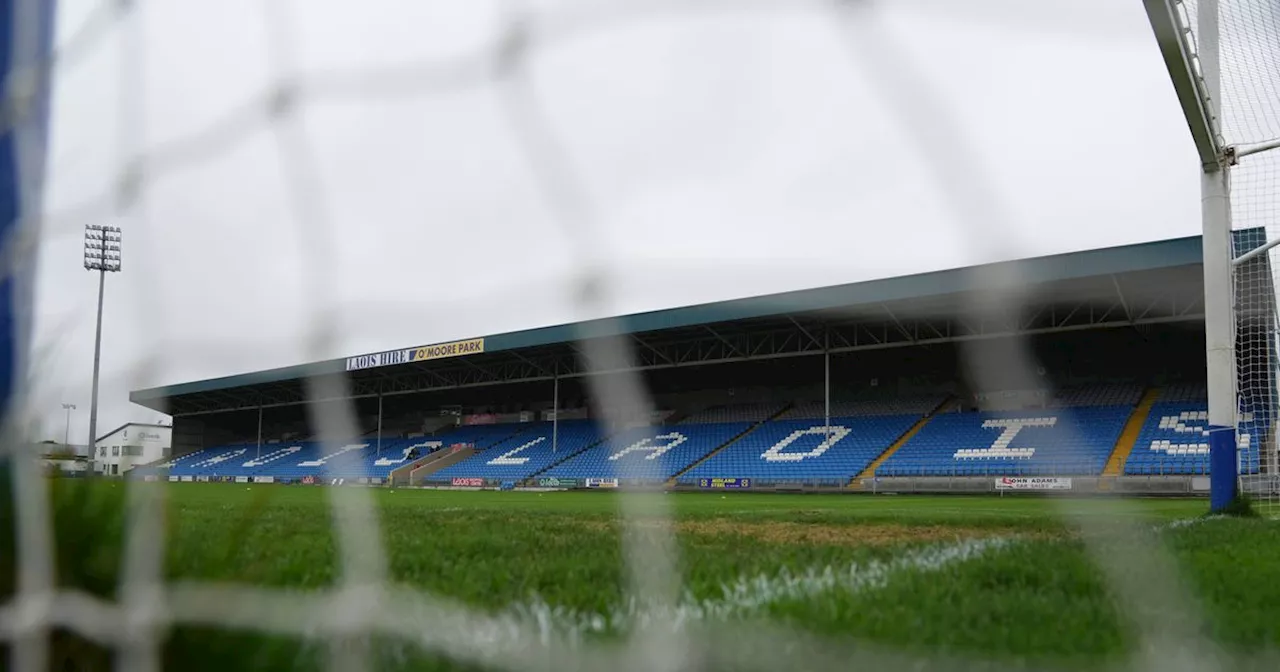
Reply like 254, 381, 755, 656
94, 422, 172, 444
129, 233, 1233, 413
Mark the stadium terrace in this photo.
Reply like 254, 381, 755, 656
128, 232, 1278, 496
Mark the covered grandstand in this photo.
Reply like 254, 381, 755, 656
128, 232, 1279, 494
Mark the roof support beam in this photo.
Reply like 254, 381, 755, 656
507, 350, 554, 377
168, 313, 1201, 417
702, 326, 744, 358
787, 316, 824, 349
1111, 274, 1133, 323
631, 334, 676, 366
879, 304, 917, 343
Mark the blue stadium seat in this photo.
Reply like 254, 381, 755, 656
166, 443, 261, 479
429, 420, 604, 482
150, 422, 538, 483
680, 415, 918, 486
679, 404, 782, 425
1123, 402, 1266, 476
879, 406, 1130, 477
541, 422, 752, 483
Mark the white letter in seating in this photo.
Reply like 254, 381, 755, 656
953, 418, 1055, 460
762, 426, 851, 462
608, 432, 687, 461
488, 437, 547, 465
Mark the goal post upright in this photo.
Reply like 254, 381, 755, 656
1144, 0, 1238, 509
1194, 0, 1237, 434
1187, 0, 1239, 435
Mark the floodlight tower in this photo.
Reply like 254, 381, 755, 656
61, 402, 75, 446
83, 224, 122, 464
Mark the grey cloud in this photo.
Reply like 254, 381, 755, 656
31, 0, 1202, 443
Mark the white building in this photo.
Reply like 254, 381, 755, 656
94, 423, 171, 476
42, 455, 90, 476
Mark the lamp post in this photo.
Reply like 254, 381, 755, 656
61, 402, 75, 446
84, 224, 122, 470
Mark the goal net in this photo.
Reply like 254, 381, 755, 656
1, 1, 1275, 671
1174, 0, 1280, 516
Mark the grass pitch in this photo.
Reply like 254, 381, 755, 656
7, 483, 1280, 671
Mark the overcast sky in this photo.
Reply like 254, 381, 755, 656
28, 0, 1203, 444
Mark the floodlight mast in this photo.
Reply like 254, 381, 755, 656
61, 403, 75, 446
83, 224, 122, 474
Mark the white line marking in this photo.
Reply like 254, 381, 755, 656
506, 537, 1012, 638
1154, 515, 1227, 532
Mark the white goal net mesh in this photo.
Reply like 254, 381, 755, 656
2, 0, 1276, 670
1175, 0, 1280, 516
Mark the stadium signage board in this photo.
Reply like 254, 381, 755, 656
698, 477, 751, 489
994, 477, 1072, 491
537, 477, 578, 488
451, 477, 484, 487
345, 338, 485, 371
585, 478, 619, 489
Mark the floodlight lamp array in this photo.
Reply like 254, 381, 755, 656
84, 224, 123, 272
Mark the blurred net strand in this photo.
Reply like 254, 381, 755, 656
493, 6, 690, 668
258, 3, 392, 672
833, 3, 1224, 669
32, 0, 838, 244
110, 3, 167, 672
8, 451, 53, 672
7, 0, 1277, 671
5, 576, 1074, 672
1214, 0, 1280, 146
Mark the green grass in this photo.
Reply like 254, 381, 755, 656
4, 481, 1278, 671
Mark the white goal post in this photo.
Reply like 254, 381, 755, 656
1145, 0, 1280, 515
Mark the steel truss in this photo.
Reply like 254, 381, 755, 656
167, 285, 1203, 416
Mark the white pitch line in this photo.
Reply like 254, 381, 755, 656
505, 536, 1013, 640
1153, 515, 1226, 532
0, 537, 1015, 672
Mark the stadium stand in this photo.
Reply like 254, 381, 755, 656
679, 396, 945, 485
427, 420, 605, 483
132, 422, 533, 483
1122, 384, 1268, 476
678, 403, 783, 425
1056, 383, 1144, 407
133, 382, 1258, 486
255, 438, 450, 482
132, 438, 438, 482
878, 388, 1134, 476
967, 383, 1143, 412
680, 416, 922, 486
415, 423, 530, 451
540, 421, 754, 483
1158, 382, 1211, 404
151, 442, 256, 478
780, 396, 943, 420
127, 232, 1279, 496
